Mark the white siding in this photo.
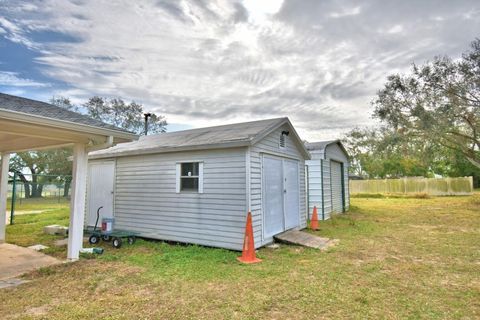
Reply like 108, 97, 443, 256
250, 124, 307, 247
306, 159, 322, 220
113, 148, 247, 250
306, 158, 334, 220
331, 160, 343, 213
325, 144, 350, 212
307, 141, 349, 219
344, 164, 350, 210
323, 160, 333, 219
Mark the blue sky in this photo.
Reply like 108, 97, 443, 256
1, 0, 479, 138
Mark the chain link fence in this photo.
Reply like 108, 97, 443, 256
6, 173, 72, 224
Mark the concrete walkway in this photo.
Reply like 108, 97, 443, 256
274, 230, 339, 250
0, 243, 62, 281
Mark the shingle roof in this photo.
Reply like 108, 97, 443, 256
0, 92, 132, 133
90, 117, 301, 158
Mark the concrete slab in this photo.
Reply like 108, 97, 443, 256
274, 230, 339, 250
0, 278, 29, 289
0, 243, 62, 281
54, 238, 69, 247
43, 224, 68, 236
28, 244, 49, 251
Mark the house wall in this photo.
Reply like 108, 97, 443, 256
250, 123, 307, 247
110, 147, 248, 250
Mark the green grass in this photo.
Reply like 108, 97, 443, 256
1, 195, 479, 319
351, 192, 432, 198
5, 208, 70, 257
6, 196, 70, 212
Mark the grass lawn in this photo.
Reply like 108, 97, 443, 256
1, 195, 479, 319
6, 196, 70, 212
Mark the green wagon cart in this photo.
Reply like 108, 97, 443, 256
85, 207, 139, 249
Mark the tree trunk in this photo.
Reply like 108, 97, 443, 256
24, 183, 31, 198
15, 171, 31, 198
31, 184, 43, 198
466, 156, 480, 170
30, 174, 42, 198
63, 183, 70, 197
37, 184, 44, 197
63, 176, 72, 197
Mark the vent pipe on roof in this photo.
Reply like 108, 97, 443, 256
144, 113, 152, 136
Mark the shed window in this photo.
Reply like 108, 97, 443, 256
176, 162, 204, 193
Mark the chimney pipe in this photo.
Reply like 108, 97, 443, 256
144, 113, 152, 136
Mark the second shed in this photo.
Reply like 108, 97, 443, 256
306, 140, 350, 220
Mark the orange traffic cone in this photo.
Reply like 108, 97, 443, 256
310, 206, 319, 230
237, 212, 262, 264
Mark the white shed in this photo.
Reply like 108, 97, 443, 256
88, 118, 310, 250
305, 140, 350, 220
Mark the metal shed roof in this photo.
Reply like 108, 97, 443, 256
305, 140, 338, 151
305, 140, 349, 158
90, 117, 310, 159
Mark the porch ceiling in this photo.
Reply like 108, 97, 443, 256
0, 131, 73, 153
0, 114, 136, 153
0, 118, 91, 153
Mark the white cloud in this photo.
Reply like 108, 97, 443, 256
329, 6, 361, 18
387, 24, 404, 34
242, 0, 284, 22
0, 71, 49, 87
0, 0, 479, 141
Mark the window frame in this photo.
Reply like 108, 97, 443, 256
176, 161, 204, 193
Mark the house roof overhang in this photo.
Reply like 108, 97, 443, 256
0, 108, 138, 153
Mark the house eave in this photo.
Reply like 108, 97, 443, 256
0, 108, 138, 142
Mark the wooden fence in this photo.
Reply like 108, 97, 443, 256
350, 177, 474, 196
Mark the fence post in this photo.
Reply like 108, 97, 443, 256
19, 183, 23, 205
10, 171, 16, 225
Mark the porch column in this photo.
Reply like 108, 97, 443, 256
67, 143, 88, 260
0, 153, 10, 243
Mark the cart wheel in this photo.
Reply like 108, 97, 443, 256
127, 236, 136, 245
89, 235, 100, 245
112, 237, 122, 249
102, 235, 112, 242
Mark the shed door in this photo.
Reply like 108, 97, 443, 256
87, 161, 115, 226
263, 157, 284, 238
331, 160, 344, 213
263, 156, 301, 238
284, 160, 299, 229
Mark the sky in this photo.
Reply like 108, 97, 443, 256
0, 0, 479, 140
